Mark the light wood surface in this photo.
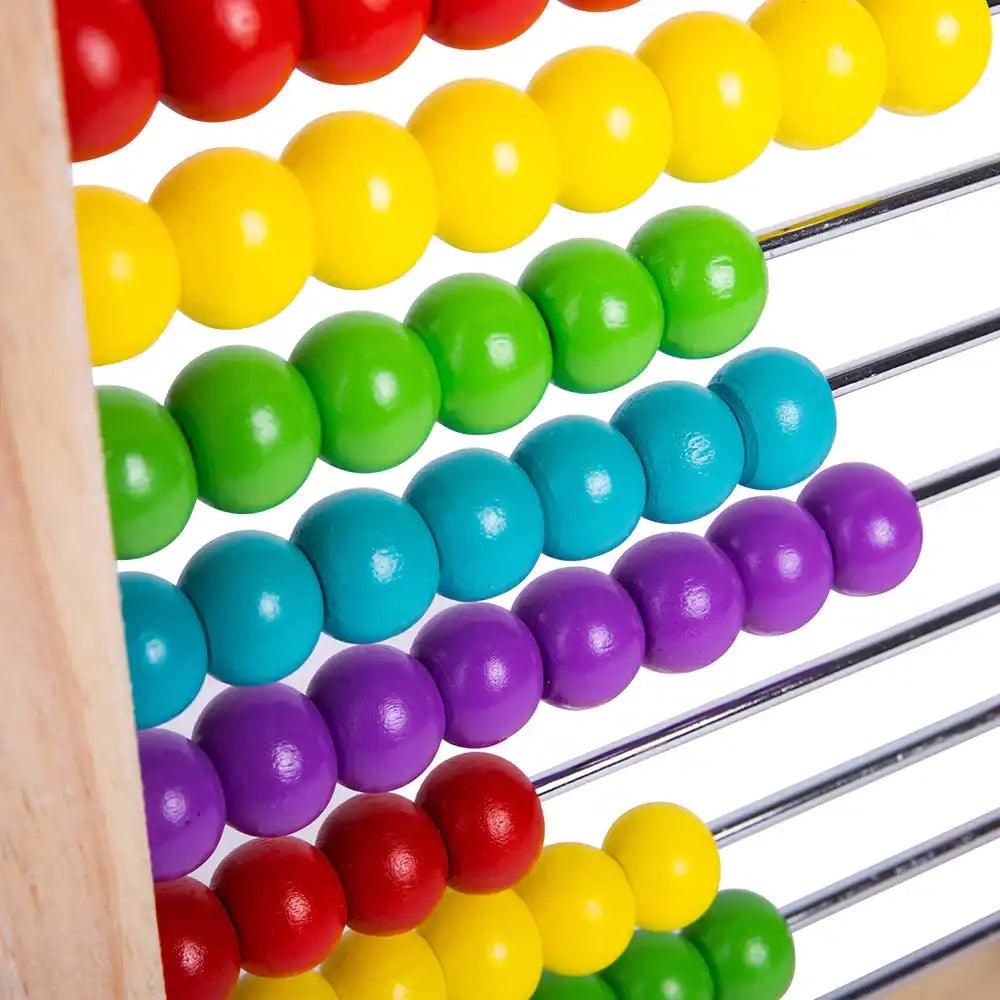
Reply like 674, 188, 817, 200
883, 939, 1000, 998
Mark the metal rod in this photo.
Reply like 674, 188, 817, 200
910, 449, 1000, 507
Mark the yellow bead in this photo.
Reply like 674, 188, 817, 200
322, 930, 446, 1000
74, 186, 180, 366
514, 843, 635, 977
419, 889, 543, 1000
860, 0, 992, 115
603, 803, 720, 933
282, 112, 437, 290
232, 972, 339, 1000
527, 47, 672, 213
150, 148, 315, 329
750, 0, 888, 150
408, 80, 559, 253
638, 13, 780, 183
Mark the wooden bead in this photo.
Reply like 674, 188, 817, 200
427, 0, 548, 50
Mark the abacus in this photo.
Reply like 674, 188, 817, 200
4, 1, 1000, 999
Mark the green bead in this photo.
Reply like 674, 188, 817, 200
628, 208, 768, 360
98, 386, 197, 559
166, 346, 320, 513
292, 311, 440, 472
520, 239, 663, 394
532, 971, 617, 1000
601, 931, 714, 1000
683, 890, 795, 1000
407, 274, 552, 434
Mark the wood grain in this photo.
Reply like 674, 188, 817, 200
883, 939, 1000, 998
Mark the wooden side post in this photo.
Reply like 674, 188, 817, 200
885, 939, 1000, 999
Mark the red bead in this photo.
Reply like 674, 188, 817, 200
427, 0, 549, 49
142, 0, 302, 122
417, 753, 544, 894
557, 0, 639, 9
55, 0, 161, 161
211, 837, 346, 977
298, 0, 431, 85
155, 878, 240, 1000
317, 793, 448, 935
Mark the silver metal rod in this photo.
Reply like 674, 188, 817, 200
910, 449, 1000, 507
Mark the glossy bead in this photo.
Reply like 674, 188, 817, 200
798, 463, 923, 596
750, 0, 887, 150
513, 568, 645, 709
629, 207, 768, 360
416, 754, 545, 893
520, 239, 663, 394
232, 973, 339, 999
292, 313, 439, 473
412, 603, 544, 748
317, 794, 448, 935
307, 645, 445, 792
179, 531, 323, 685
193, 684, 337, 836
151, 149, 314, 329
406, 274, 552, 435
322, 931, 447, 1000
708, 497, 834, 636
601, 931, 715, 1000
97, 386, 197, 559
405, 450, 544, 601
409, 80, 559, 252
611, 533, 744, 673
283, 114, 437, 289
709, 347, 837, 490
512, 417, 647, 561
533, 973, 617, 1000
292, 490, 440, 643
427, 0, 548, 49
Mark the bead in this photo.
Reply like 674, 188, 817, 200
603, 803, 720, 932
560, 0, 637, 6
512, 417, 647, 561
628, 207, 768, 360
151, 149, 314, 329
317, 794, 448, 935
513, 568, 644, 709
682, 890, 795, 1000
139, 730, 225, 882
97, 386, 197, 560
750, 0, 887, 150
194, 684, 338, 836
211, 837, 347, 977
427, 0, 547, 49
409, 80, 559, 252
178, 531, 323, 686
232, 972, 339, 999
708, 348, 837, 490
292, 313, 440, 473
292, 489, 440, 643
528, 48, 672, 213
416, 754, 544, 893
798, 462, 923, 596
533, 973, 617, 1000
322, 931, 447, 1000
282, 114, 437, 289
707, 497, 834, 637
307, 645, 445, 792
638, 14, 780, 183
412, 603, 543, 747
601, 931, 715, 1000
405, 450, 544, 601
406, 275, 552, 435
611, 533, 744, 673
520, 239, 663, 394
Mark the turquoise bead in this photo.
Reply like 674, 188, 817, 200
611, 382, 744, 524
709, 348, 837, 490
120, 572, 207, 728
179, 531, 324, 686
405, 449, 544, 601
292, 489, 440, 642
512, 416, 647, 560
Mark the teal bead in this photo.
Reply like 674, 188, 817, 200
292, 489, 440, 642
709, 348, 837, 490
120, 572, 207, 728
601, 931, 715, 1000
533, 971, 617, 1000
179, 531, 324, 686
611, 382, 744, 524
512, 416, 647, 560
405, 449, 544, 601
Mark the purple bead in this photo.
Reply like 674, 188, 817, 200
707, 496, 834, 637
513, 567, 644, 708
138, 729, 225, 882
612, 533, 745, 673
307, 645, 446, 793
798, 462, 923, 597
193, 683, 338, 836
411, 603, 543, 748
